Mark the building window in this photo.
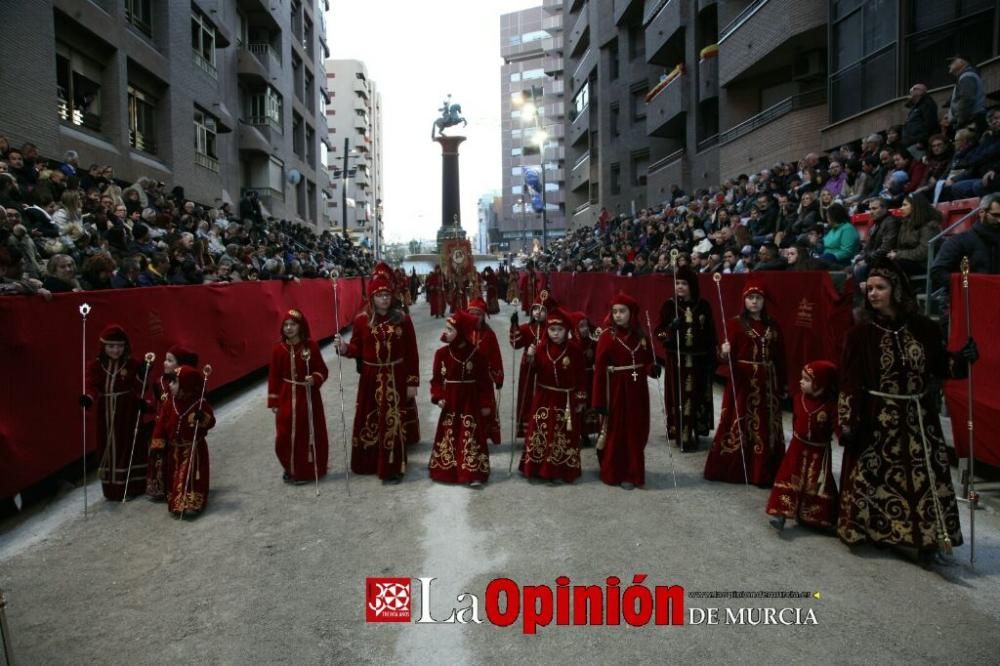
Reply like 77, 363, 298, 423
125, 0, 152, 37
128, 85, 157, 154
237, 10, 248, 46
630, 150, 649, 187
610, 163, 621, 195
55, 45, 103, 133
572, 82, 589, 119
248, 86, 283, 131
510, 71, 522, 82
194, 108, 219, 172
511, 166, 523, 176
511, 147, 523, 156
905, 1, 995, 91
610, 102, 620, 136
608, 39, 620, 81
268, 156, 285, 194
512, 185, 523, 194
292, 112, 304, 158
522, 68, 546, 80
630, 86, 647, 122
829, 0, 897, 122
628, 24, 644, 61
192, 10, 217, 78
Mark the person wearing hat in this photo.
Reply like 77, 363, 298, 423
510, 289, 556, 438
655, 266, 718, 452
267, 309, 329, 486
837, 257, 978, 564
426, 265, 446, 318
428, 310, 494, 486
592, 292, 658, 489
766, 360, 840, 531
146, 345, 199, 501
945, 54, 986, 135
518, 260, 545, 315
335, 272, 420, 483
567, 310, 600, 444
151, 364, 214, 517
704, 281, 787, 487
519, 308, 587, 483
468, 297, 504, 445
481, 266, 501, 314
79, 325, 151, 501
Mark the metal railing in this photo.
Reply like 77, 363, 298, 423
718, 88, 825, 146
194, 52, 218, 79
643, 0, 672, 27
719, 0, 769, 42
248, 42, 282, 68
572, 152, 590, 170
195, 152, 220, 173
574, 201, 592, 215
649, 148, 684, 175
57, 99, 102, 133
697, 134, 719, 152
243, 186, 285, 203
924, 208, 980, 315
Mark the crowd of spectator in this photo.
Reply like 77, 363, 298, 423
526, 55, 999, 300
0, 136, 374, 299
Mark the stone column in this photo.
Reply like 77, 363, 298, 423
433, 135, 467, 245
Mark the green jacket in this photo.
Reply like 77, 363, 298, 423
822, 222, 860, 262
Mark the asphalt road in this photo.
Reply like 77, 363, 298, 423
2, 301, 999, 664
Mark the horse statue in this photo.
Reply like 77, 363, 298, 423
432, 95, 467, 138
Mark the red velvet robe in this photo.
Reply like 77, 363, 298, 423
573, 332, 600, 437
704, 316, 787, 487
511, 321, 545, 437
428, 343, 494, 483
426, 272, 446, 317
766, 393, 838, 528
267, 339, 329, 482
518, 271, 545, 314
592, 326, 656, 486
84, 356, 148, 500
342, 310, 420, 479
471, 323, 504, 444
482, 271, 500, 313
145, 375, 173, 501
151, 395, 214, 516
520, 339, 587, 482
656, 298, 717, 451
836, 313, 964, 550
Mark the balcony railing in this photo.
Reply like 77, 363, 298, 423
194, 52, 218, 79
57, 98, 102, 133
696, 134, 719, 152
248, 42, 282, 69
719, 0, 769, 42
248, 115, 283, 133
643, 0, 670, 26
243, 186, 285, 203
195, 152, 220, 173
649, 148, 684, 174
718, 88, 826, 145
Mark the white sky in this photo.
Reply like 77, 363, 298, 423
327, 0, 539, 244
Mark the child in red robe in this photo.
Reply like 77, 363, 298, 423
468, 297, 504, 445
520, 308, 587, 483
510, 290, 555, 437
267, 309, 329, 485
429, 311, 494, 486
146, 344, 198, 501
766, 360, 840, 531
568, 310, 600, 443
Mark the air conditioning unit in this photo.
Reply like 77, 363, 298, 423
793, 50, 826, 81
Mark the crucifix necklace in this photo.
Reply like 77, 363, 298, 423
613, 331, 642, 382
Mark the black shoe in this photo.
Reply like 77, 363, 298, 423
769, 516, 786, 531
383, 474, 403, 485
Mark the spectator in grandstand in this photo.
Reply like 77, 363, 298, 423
886, 192, 943, 275
931, 193, 1000, 296
944, 55, 987, 134
942, 107, 1000, 201
138, 252, 171, 287
41, 254, 82, 293
902, 84, 940, 156
819, 203, 860, 268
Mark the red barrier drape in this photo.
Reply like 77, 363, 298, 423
0, 278, 364, 498
545, 271, 854, 394
946, 274, 1000, 466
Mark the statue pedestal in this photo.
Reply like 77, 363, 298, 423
434, 135, 467, 248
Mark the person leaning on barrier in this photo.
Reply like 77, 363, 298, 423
930, 193, 1000, 299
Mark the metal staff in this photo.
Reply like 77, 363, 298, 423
79, 302, 92, 518
646, 310, 677, 489
0, 589, 14, 666
712, 273, 750, 488
669, 249, 685, 449
181, 364, 212, 521
302, 348, 321, 497
961, 256, 979, 565
333, 279, 351, 496
122, 352, 156, 504
508, 299, 520, 475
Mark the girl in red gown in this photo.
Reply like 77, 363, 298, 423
704, 282, 787, 487
568, 311, 600, 443
510, 291, 554, 437
766, 360, 839, 530
592, 292, 658, 489
146, 344, 198, 501
426, 266, 447, 318
336, 273, 420, 482
80, 325, 150, 501
267, 309, 329, 485
468, 297, 504, 445
520, 308, 587, 483
151, 364, 214, 517
428, 311, 494, 486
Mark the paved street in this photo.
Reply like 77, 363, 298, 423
2, 301, 1000, 664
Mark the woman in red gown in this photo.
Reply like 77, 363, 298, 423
704, 282, 787, 487
428, 311, 494, 486
146, 344, 198, 501
468, 297, 504, 445
520, 309, 587, 482
766, 360, 839, 530
482, 266, 501, 314
151, 364, 214, 517
592, 292, 658, 489
426, 265, 446, 318
80, 325, 150, 501
336, 273, 420, 482
510, 290, 554, 437
267, 309, 329, 485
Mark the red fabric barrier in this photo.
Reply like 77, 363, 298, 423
546, 271, 854, 393
946, 274, 1000, 466
0, 278, 364, 498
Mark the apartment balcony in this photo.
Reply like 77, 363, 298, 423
237, 48, 269, 84
547, 101, 566, 119
543, 56, 563, 75
238, 123, 273, 155
646, 74, 688, 138
551, 79, 565, 96
645, 0, 687, 66
568, 104, 589, 145
542, 36, 563, 55
353, 113, 369, 131
542, 14, 562, 32
718, 0, 825, 86
542, 0, 563, 10
571, 47, 596, 88
569, 153, 590, 191
614, 0, 642, 25
698, 54, 718, 102
567, 7, 590, 57
241, 185, 285, 204
646, 148, 687, 201
544, 144, 565, 162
